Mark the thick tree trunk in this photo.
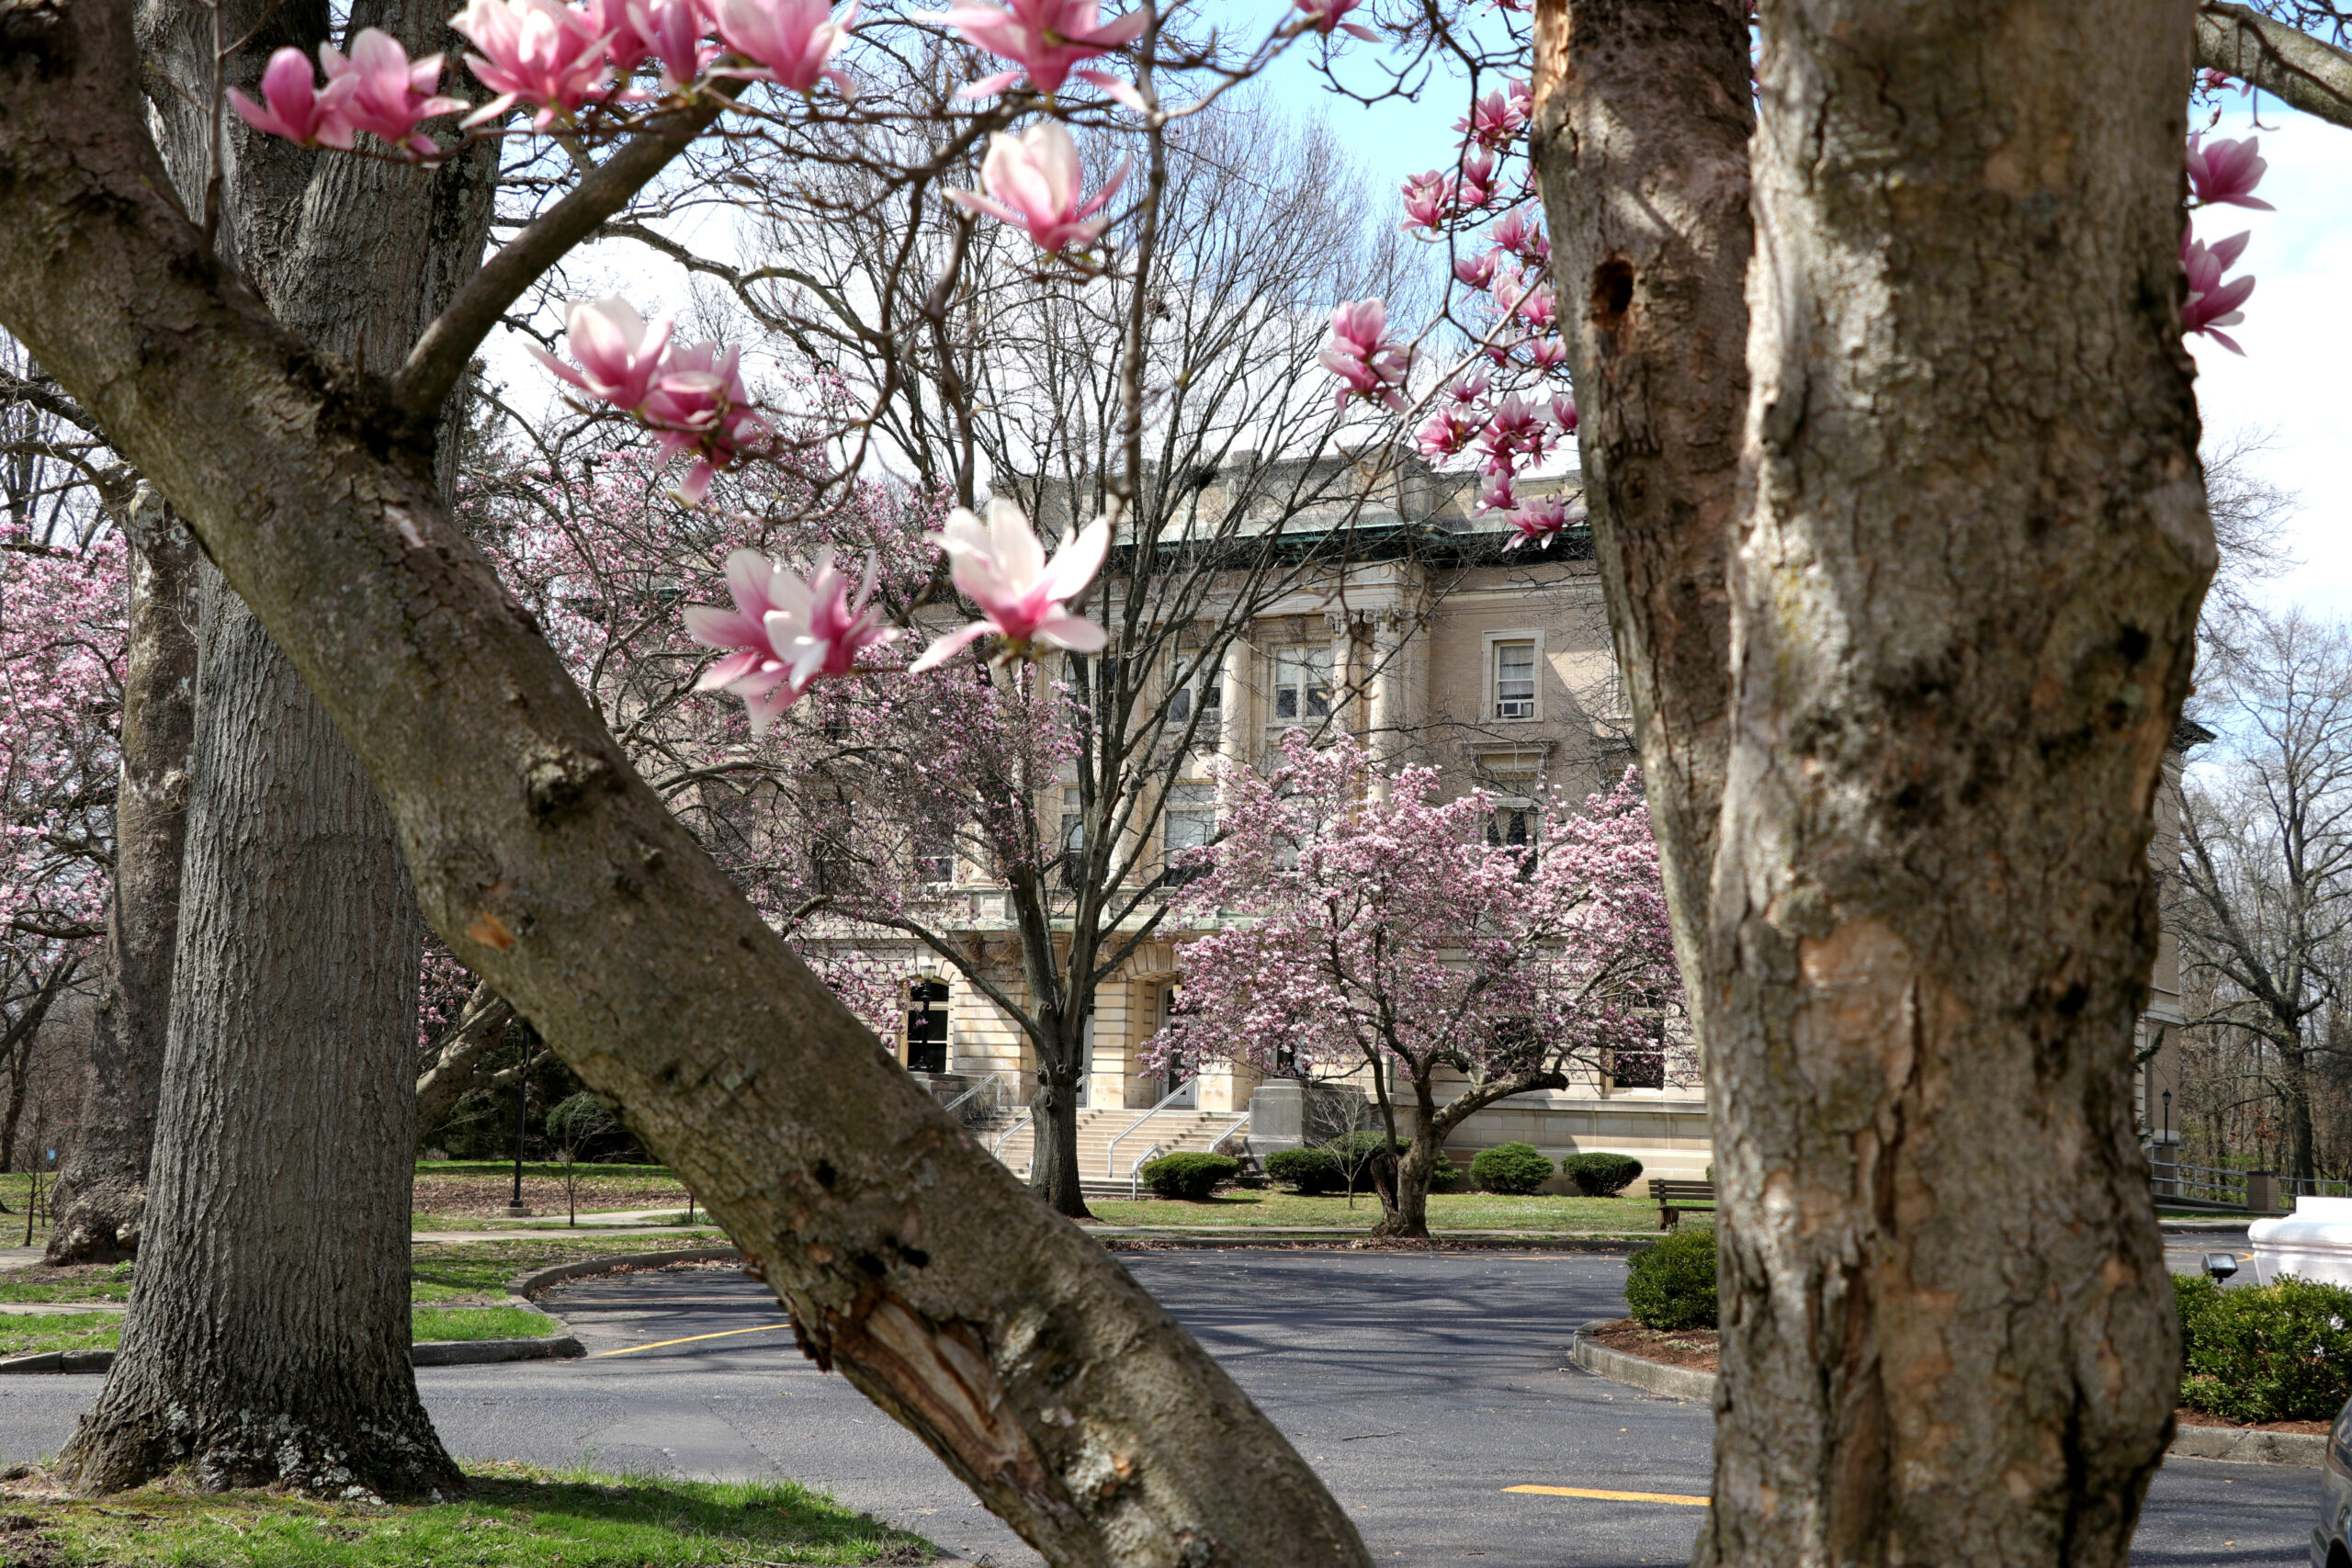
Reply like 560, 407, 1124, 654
1027, 1055, 1091, 1219
0, 2, 1373, 1559
46, 492, 198, 1265
55, 0, 495, 1496
1691, 6, 2206, 1564
58, 562, 455, 1497
1529, 0, 1753, 1035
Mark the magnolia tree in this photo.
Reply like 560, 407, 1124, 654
1147, 732, 1684, 1236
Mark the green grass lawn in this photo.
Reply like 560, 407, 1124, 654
0, 1461, 934, 1566
1084, 1190, 1660, 1231
0, 1306, 569, 1360
414, 1160, 686, 1186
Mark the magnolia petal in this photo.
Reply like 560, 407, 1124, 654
1035, 612, 1107, 654
909, 620, 994, 673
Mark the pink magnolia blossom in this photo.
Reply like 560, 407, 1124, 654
946, 119, 1126, 254
528, 293, 676, 412
1489, 204, 1546, 265
1522, 336, 1566, 374
1453, 247, 1500, 290
1319, 297, 1411, 412
1444, 370, 1489, 405
1513, 281, 1556, 332
1455, 146, 1498, 209
1417, 408, 1477, 459
910, 499, 1109, 669
631, 0, 718, 86
644, 340, 773, 502
228, 46, 362, 149
1399, 169, 1452, 232
1453, 84, 1527, 150
452, 0, 616, 127
918, 0, 1146, 100
1477, 469, 1517, 514
1503, 494, 1579, 550
713, 0, 856, 94
1550, 392, 1577, 434
1293, 0, 1377, 41
2183, 229, 2256, 355
582, 0, 656, 72
2187, 133, 2272, 211
684, 547, 899, 730
320, 28, 470, 154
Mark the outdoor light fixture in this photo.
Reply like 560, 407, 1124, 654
2162, 1089, 2171, 1145
2203, 1253, 2240, 1283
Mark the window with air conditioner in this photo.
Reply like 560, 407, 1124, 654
1272, 646, 1332, 722
1494, 638, 1537, 720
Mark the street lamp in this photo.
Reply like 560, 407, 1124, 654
505, 1074, 529, 1218
2162, 1089, 2171, 1145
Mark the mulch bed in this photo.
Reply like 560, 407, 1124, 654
1587, 1317, 1719, 1371
1585, 1318, 2334, 1435
412, 1177, 690, 1216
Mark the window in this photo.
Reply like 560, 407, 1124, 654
914, 825, 955, 886
1485, 772, 1539, 878
1169, 665, 1222, 727
1272, 646, 1331, 722
810, 796, 854, 894
1612, 1013, 1667, 1090
905, 979, 949, 1074
1494, 638, 1537, 720
1058, 786, 1087, 889
1161, 783, 1216, 883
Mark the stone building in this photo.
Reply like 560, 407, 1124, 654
811, 453, 2186, 1194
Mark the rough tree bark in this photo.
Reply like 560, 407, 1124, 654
1529, 0, 1753, 1039
52, 0, 495, 1495
1693, 5, 2206, 1563
45, 491, 198, 1265
0, 2, 1374, 1561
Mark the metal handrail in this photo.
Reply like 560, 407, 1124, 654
1127, 1142, 1167, 1200
991, 1110, 1033, 1158
1106, 1080, 1200, 1177
1206, 1115, 1248, 1155
940, 1072, 1010, 1120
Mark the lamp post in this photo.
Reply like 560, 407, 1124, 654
505, 1074, 529, 1218
2162, 1089, 2171, 1145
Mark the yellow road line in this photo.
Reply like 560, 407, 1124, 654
1506, 1485, 1710, 1506
592, 1323, 792, 1357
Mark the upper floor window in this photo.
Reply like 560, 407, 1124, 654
1169, 663, 1223, 727
1494, 638, 1537, 720
1161, 783, 1216, 882
1272, 646, 1332, 722
1058, 786, 1087, 889
914, 824, 955, 886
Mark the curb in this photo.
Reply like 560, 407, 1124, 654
1566, 1324, 2328, 1469
1098, 1234, 1649, 1251
506, 1246, 744, 1300
1567, 1323, 1716, 1404
0, 1334, 584, 1375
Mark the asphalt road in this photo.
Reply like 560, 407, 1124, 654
0, 1247, 2323, 1567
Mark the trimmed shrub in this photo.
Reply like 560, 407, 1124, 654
1140, 1152, 1239, 1201
2176, 1270, 2352, 1423
1624, 1224, 1717, 1330
1470, 1143, 1555, 1196
1560, 1153, 1645, 1197
1265, 1147, 1344, 1195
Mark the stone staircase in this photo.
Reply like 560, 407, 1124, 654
989, 1105, 1248, 1198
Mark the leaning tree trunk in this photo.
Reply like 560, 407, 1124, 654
56, 0, 493, 1497
413, 979, 518, 1150
1691, 5, 2206, 1564
0, 0, 1377, 1557
46, 491, 198, 1265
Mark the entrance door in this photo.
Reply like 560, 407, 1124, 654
1159, 987, 1196, 1108
906, 979, 949, 1074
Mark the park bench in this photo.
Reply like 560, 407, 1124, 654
1650, 1178, 1717, 1231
